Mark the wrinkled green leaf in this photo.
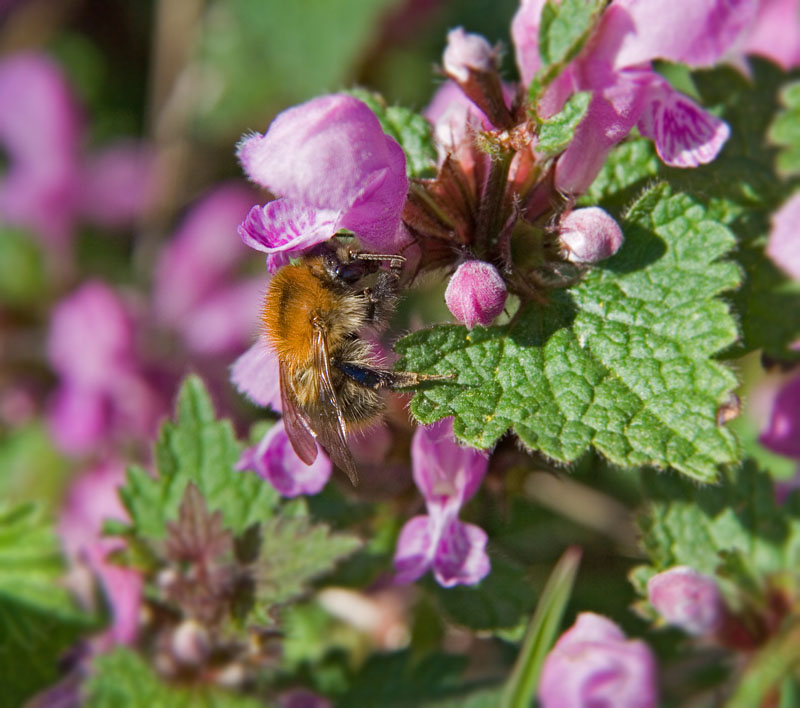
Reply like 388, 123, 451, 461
252, 508, 362, 622
349, 89, 438, 178
0, 504, 97, 706
398, 183, 740, 482
637, 460, 800, 583
587, 60, 800, 358
535, 91, 590, 156
119, 376, 279, 540
84, 648, 266, 707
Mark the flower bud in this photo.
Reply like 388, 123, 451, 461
539, 613, 658, 708
443, 28, 496, 82
171, 619, 211, 667
648, 566, 724, 636
445, 260, 507, 329
559, 207, 624, 264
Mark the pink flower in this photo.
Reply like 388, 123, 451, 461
394, 418, 490, 587
766, 192, 800, 281
734, 0, 800, 71
512, 0, 746, 193
539, 612, 658, 708
154, 183, 263, 356
236, 420, 332, 497
559, 207, 624, 263
237, 94, 409, 270
230, 336, 282, 411
648, 566, 725, 636
0, 53, 153, 253
445, 260, 508, 328
59, 459, 143, 646
759, 375, 800, 459
443, 28, 497, 82
46, 282, 165, 454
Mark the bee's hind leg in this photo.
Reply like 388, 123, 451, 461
337, 362, 455, 390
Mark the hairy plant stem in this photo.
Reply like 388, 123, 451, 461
474, 150, 512, 259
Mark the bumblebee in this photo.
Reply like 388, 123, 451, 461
262, 242, 446, 484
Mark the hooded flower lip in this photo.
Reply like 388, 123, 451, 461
394, 418, 490, 587
538, 612, 658, 708
237, 94, 409, 269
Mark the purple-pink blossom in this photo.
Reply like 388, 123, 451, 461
445, 260, 508, 328
648, 566, 725, 636
559, 207, 625, 264
154, 183, 263, 356
511, 0, 745, 194
759, 375, 800, 459
0, 52, 153, 257
733, 0, 800, 71
47, 281, 165, 455
538, 612, 658, 708
230, 336, 282, 412
237, 94, 409, 270
59, 459, 143, 646
766, 192, 800, 281
236, 420, 332, 497
394, 418, 490, 587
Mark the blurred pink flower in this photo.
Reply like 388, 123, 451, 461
733, 0, 800, 71
648, 566, 725, 636
46, 281, 165, 455
230, 337, 282, 411
59, 459, 142, 646
236, 420, 331, 497
154, 183, 264, 356
0, 53, 153, 252
766, 192, 800, 281
759, 375, 800, 459
237, 94, 409, 270
539, 612, 658, 708
394, 418, 490, 587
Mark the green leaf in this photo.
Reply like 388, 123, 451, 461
83, 648, 266, 707
427, 554, 538, 631
637, 460, 800, 582
535, 92, 590, 157
587, 60, 800, 358
347, 88, 438, 178
193, 0, 398, 137
768, 80, 800, 176
119, 375, 279, 540
397, 183, 741, 482
0, 504, 97, 706
531, 0, 604, 100
251, 508, 362, 622
0, 226, 46, 304
500, 547, 581, 708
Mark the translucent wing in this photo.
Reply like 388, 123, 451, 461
309, 323, 359, 485
279, 362, 318, 466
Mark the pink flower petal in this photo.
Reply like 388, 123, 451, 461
411, 418, 488, 508
766, 193, 800, 280
638, 82, 730, 167
759, 375, 800, 459
230, 338, 282, 411
539, 612, 659, 708
154, 183, 255, 326
48, 385, 108, 454
610, 0, 758, 69
739, 0, 800, 71
511, 0, 549, 87
238, 199, 341, 273
393, 515, 436, 584
237, 94, 408, 251
78, 141, 154, 227
237, 420, 331, 497
433, 518, 490, 587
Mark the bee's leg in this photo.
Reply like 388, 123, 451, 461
337, 362, 455, 390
